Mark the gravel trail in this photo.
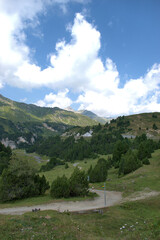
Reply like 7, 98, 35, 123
0, 190, 122, 215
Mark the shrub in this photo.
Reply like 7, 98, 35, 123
0, 157, 49, 202
69, 167, 89, 197
112, 140, 129, 168
40, 157, 64, 172
119, 150, 142, 176
50, 175, 70, 198
142, 157, 150, 165
50, 168, 89, 199
137, 142, 152, 161
89, 158, 108, 183
0, 143, 12, 175
65, 163, 69, 169
153, 123, 158, 130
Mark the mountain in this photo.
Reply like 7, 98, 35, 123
65, 107, 110, 124
109, 113, 160, 139
65, 112, 160, 140
0, 94, 97, 148
78, 110, 109, 124
1, 94, 159, 149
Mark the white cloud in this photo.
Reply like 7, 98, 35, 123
10, 13, 102, 91
35, 89, 73, 108
0, 82, 3, 89
0, 0, 88, 89
0, 0, 160, 117
77, 64, 160, 117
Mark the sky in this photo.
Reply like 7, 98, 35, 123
0, 0, 160, 117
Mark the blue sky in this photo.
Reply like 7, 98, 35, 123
0, 0, 160, 117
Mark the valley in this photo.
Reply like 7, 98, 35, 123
0, 148, 160, 239
0, 94, 160, 239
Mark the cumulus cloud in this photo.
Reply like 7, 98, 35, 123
13, 13, 101, 90
35, 89, 72, 108
77, 63, 160, 117
0, 0, 88, 89
0, 0, 160, 116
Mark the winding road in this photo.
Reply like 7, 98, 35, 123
0, 190, 122, 215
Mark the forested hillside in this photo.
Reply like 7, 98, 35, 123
27, 121, 160, 176
0, 94, 97, 148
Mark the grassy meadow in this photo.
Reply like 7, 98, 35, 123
0, 195, 159, 239
0, 148, 159, 239
13, 149, 160, 197
92, 149, 160, 197
0, 148, 159, 206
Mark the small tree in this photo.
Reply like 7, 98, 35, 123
40, 157, 64, 172
50, 175, 70, 198
142, 157, 150, 165
0, 157, 49, 202
70, 167, 89, 197
65, 163, 69, 169
153, 123, 158, 130
137, 142, 151, 161
89, 158, 108, 183
34, 175, 50, 195
112, 140, 129, 168
0, 143, 12, 175
119, 150, 142, 176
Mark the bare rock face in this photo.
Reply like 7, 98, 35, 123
43, 123, 57, 132
1, 138, 16, 149
17, 137, 27, 144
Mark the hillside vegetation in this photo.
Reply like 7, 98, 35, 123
0, 94, 97, 147
0, 94, 97, 125
110, 113, 160, 138
0, 149, 159, 239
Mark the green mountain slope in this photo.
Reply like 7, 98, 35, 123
78, 110, 109, 124
0, 94, 97, 147
109, 113, 160, 139
0, 94, 97, 125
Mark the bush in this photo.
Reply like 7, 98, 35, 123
0, 157, 49, 202
119, 150, 142, 176
112, 140, 129, 168
89, 158, 108, 183
65, 163, 69, 169
50, 175, 70, 198
142, 157, 150, 165
153, 123, 158, 130
40, 157, 64, 172
34, 175, 50, 195
0, 143, 12, 175
137, 142, 152, 161
50, 168, 89, 199
70, 167, 89, 197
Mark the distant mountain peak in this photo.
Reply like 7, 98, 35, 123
65, 106, 75, 112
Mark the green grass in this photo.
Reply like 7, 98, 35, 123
0, 195, 159, 239
0, 149, 160, 239
126, 112, 160, 138
6, 148, 160, 208
0, 153, 100, 209
92, 149, 160, 197
0, 95, 97, 126
39, 157, 100, 184
1, 149, 159, 211
0, 191, 97, 209
13, 149, 49, 170
109, 112, 160, 138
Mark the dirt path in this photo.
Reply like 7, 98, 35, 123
1, 190, 159, 215
122, 190, 160, 202
0, 190, 122, 215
